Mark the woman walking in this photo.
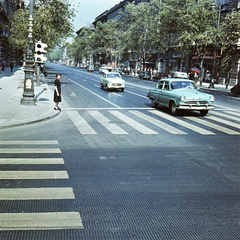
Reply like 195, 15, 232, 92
54, 73, 62, 110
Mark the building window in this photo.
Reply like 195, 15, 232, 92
216, 0, 229, 5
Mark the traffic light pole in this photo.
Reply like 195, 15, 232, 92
20, 0, 36, 106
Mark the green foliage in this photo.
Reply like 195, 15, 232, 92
8, 0, 76, 51
47, 48, 63, 61
119, 2, 155, 65
92, 20, 119, 59
219, 10, 240, 74
68, 29, 94, 61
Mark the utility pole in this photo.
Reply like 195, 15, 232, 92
20, 0, 36, 106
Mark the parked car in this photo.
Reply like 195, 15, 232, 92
152, 72, 168, 82
87, 65, 94, 72
147, 78, 214, 116
231, 83, 240, 95
99, 67, 112, 74
139, 71, 151, 80
100, 72, 125, 92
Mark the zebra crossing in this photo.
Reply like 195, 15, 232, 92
0, 140, 83, 231
67, 109, 240, 135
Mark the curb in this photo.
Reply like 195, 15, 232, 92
0, 109, 61, 130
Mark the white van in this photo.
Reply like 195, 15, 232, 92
173, 72, 188, 79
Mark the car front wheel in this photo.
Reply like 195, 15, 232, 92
121, 88, 124, 92
200, 110, 208, 116
170, 101, 179, 115
151, 99, 158, 108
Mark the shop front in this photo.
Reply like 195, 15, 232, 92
191, 48, 221, 82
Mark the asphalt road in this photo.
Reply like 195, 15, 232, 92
0, 63, 239, 240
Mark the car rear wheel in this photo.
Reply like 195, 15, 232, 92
200, 110, 208, 116
170, 101, 179, 115
101, 84, 103, 89
151, 99, 158, 108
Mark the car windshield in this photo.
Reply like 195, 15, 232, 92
107, 73, 120, 78
171, 81, 196, 90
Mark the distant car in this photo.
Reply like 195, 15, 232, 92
147, 78, 214, 116
113, 68, 123, 75
87, 65, 94, 72
139, 71, 151, 80
99, 67, 112, 74
152, 72, 168, 82
100, 72, 125, 92
122, 67, 130, 75
173, 72, 188, 79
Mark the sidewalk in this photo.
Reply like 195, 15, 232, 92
0, 66, 60, 129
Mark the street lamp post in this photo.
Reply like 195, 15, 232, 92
20, 0, 36, 106
209, 1, 221, 88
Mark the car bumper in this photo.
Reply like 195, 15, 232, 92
177, 105, 214, 110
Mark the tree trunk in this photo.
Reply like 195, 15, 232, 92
226, 72, 230, 89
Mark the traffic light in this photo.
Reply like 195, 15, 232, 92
35, 41, 47, 63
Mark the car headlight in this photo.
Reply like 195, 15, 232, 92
180, 95, 185, 101
210, 96, 214, 102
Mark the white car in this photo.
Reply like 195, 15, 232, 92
99, 67, 112, 74
100, 72, 125, 92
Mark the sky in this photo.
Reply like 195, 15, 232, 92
72, 0, 121, 33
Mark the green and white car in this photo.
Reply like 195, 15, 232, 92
100, 72, 125, 92
147, 78, 214, 116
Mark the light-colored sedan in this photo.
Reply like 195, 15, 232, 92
147, 78, 214, 116
100, 72, 125, 92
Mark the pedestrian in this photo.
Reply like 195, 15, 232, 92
2, 61, 4, 71
54, 73, 62, 110
194, 73, 199, 84
0, 62, 2, 74
10, 61, 14, 72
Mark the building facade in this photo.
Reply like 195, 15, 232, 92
90, 0, 240, 85
0, 0, 21, 66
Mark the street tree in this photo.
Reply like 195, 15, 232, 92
219, 10, 240, 88
92, 20, 119, 65
119, 2, 156, 71
8, 0, 76, 51
47, 49, 63, 62
150, 0, 217, 80
68, 29, 94, 64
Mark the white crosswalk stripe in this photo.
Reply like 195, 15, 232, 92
0, 188, 75, 200
211, 111, 240, 122
129, 110, 187, 135
183, 116, 240, 135
0, 140, 83, 231
109, 110, 158, 134
0, 212, 83, 231
0, 158, 64, 164
67, 109, 240, 135
67, 110, 97, 134
149, 110, 215, 135
88, 111, 128, 134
